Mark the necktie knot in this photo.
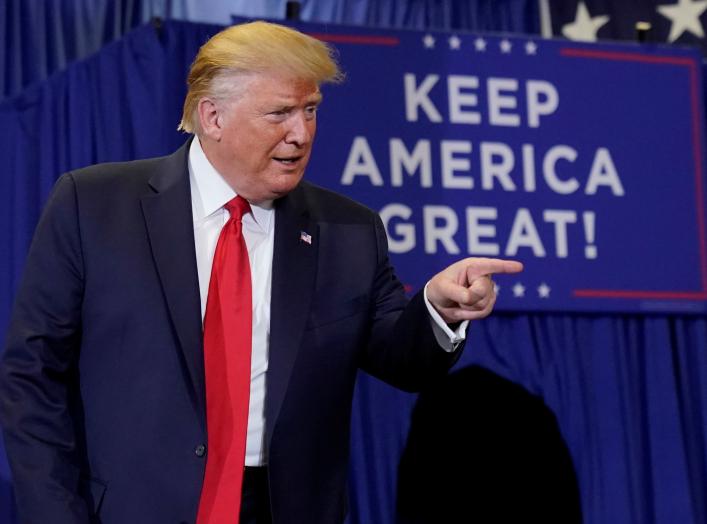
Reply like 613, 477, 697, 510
224, 195, 251, 221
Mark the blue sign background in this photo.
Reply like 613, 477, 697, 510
281, 21, 707, 314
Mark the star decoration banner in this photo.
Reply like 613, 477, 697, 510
237, 18, 707, 314
547, 0, 707, 53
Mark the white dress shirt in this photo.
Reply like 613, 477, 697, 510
189, 137, 274, 465
188, 137, 467, 466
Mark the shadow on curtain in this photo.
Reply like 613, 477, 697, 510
396, 365, 582, 523
348, 313, 707, 524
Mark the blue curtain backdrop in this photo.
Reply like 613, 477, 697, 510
0, 0, 539, 100
0, 0, 147, 101
1, 9, 706, 524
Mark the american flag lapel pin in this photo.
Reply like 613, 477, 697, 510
299, 230, 312, 245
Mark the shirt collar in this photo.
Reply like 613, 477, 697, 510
188, 136, 273, 229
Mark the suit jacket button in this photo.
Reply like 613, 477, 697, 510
194, 444, 206, 457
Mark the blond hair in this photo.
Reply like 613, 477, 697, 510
178, 21, 343, 133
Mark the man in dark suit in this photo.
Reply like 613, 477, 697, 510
0, 21, 522, 524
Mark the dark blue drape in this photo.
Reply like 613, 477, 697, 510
0, 0, 540, 101
302, 0, 540, 32
0, 0, 150, 101
349, 313, 707, 524
0, 21, 219, 338
1, 13, 706, 524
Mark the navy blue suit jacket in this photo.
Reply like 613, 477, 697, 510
0, 141, 462, 523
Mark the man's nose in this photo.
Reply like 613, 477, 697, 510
284, 112, 313, 147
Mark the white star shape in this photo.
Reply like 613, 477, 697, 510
658, 0, 707, 42
500, 39, 512, 53
494, 283, 500, 296
512, 282, 526, 298
562, 1, 610, 42
537, 283, 551, 298
474, 37, 487, 51
423, 34, 435, 49
448, 35, 461, 50
525, 41, 538, 55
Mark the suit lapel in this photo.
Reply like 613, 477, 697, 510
140, 142, 206, 426
266, 184, 318, 446
140, 153, 318, 439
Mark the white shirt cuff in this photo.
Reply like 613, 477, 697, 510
423, 282, 469, 353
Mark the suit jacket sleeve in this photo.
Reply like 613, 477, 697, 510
0, 173, 91, 523
360, 214, 464, 392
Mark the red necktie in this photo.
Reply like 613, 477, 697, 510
197, 196, 252, 524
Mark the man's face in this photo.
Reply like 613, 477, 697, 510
202, 71, 322, 203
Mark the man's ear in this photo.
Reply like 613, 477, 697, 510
197, 98, 222, 141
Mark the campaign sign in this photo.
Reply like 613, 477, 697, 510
281, 20, 707, 314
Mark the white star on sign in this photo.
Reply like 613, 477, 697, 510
658, 0, 707, 42
562, 1, 610, 42
494, 283, 500, 296
512, 282, 526, 298
423, 34, 435, 48
525, 41, 538, 55
474, 37, 487, 51
448, 35, 461, 49
500, 39, 512, 53
537, 283, 551, 298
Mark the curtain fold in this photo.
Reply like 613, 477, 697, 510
351, 314, 707, 524
0, 0, 146, 100
1, 0, 540, 100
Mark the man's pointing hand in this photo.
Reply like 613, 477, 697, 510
427, 257, 524, 324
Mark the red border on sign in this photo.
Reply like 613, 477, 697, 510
307, 33, 400, 46
561, 48, 707, 300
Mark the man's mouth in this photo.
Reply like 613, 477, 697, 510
273, 156, 302, 165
